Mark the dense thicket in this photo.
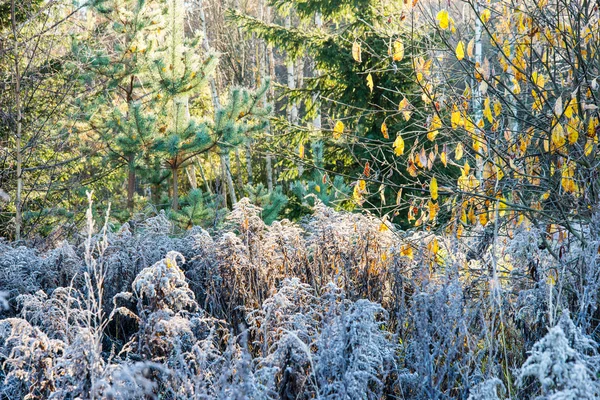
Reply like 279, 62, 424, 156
0, 198, 599, 399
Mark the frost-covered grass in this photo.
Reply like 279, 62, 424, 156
0, 198, 599, 399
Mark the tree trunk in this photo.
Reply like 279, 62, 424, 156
260, 0, 273, 192
197, 160, 212, 194
221, 153, 237, 205
285, 15, 298, 124
266, 153, 273, 192
11, 0, 23, 241
246, 141, 253, 186
286, 13, 302, 177
199, 0, 237, 205
313, 12, 322, 131
172, 166, 179, 210
235, 147, 244, 190
127, 155, 136, 213
473, 3, 484, 182
186, 163, 198, 190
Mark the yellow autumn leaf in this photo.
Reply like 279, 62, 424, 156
437, 9, 450, 30
585, 138, 594, 156
352, 41, 362, 63
333, 120, 344, 139
480, 8, 491, 23
400, 244, 414, 259
392, 39, 404, 62
430, 177, 439, 200
353, 185, 364, 205
428, 114, 442, 140
567, 118, 579, 144
560, 162, 578, 193
551, 123, 566, 148
547, 270, 557, 286
455, 41, 465, 60
440, 151, 447, 167
565, 98, 577, 118
396, 188, 403, 205
381, 121, 389, 139
495, 160, 505, 181
493, 100, 502, 116
467, 38, 475, 58
483, 96, 493, 123
532, 71, 546, 89
366, 73, 374, 92
393, 135, 405, 155
588, 117, 598, 137
451, 106, 461, 129
429, 238, 439, 255
428, 201, 439, 221
541, 191, 551, 200
358, 179, 366, 191
498, 197, 508, 217
512, 77, 521, 95
399, 97, 412, 121
299, 143, 305, 159
479, 208, 488, 226
456, 223, 464, 239
463, 161, 471, 176
455, 142, 464, 160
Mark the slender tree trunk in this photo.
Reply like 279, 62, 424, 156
313, 12, 322, 131
11, 0, 23, 241
186, 163, 198, 190
172, 166, 179, 210
127, 155, 135, 213
286, 13, 302, 177
473, 3, 484, 182
246, 141, 253, 186
199, 0, 237, 205
219, 163, 227, 207
266, 156, 273, 192
235, 147, 244, 189
197, 160, 212, 194
168, 0, 189, 209
221, 153, 237, 205
260, 0, 274, 192
285, 15, 297, 123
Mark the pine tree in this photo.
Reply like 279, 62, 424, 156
170, 188, 222, 229
105, 102, 156, 213
77, 0, 162, 214
245, 183, 288, 224
151, 0, 271, 211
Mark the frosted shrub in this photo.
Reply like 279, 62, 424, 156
261, 219, 307, 283
304, 200, 397, 302
4, 196, 600, 398
0, 318, 63, 399
403, 281, 481, 399
249, 279, 395, 399
467, 378, 505, 400
16, 288, 87, 342
250, 278, 320, 399
315, 296, 395, 400
92, 361, 161, 400
517, 315, 600, 399
132, 251, 196, 314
